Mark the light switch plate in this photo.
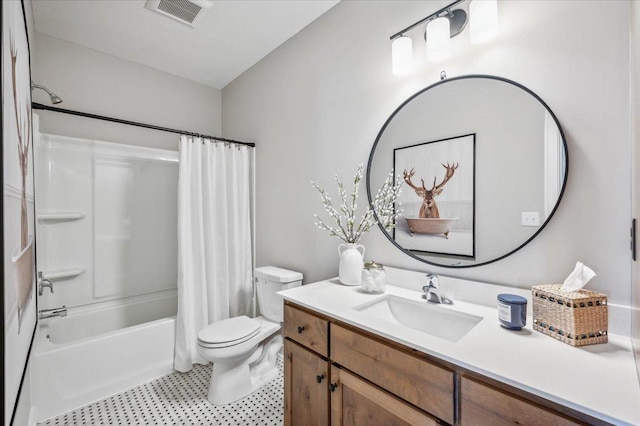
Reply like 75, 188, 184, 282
522, 212, 540, 227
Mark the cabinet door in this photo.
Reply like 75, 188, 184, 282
330, 367, 438, 426
284, 339, 329, 426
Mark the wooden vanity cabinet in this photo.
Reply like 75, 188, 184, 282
283, 301, 596, 426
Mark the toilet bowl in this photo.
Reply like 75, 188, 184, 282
196, 266, 302, 405
197, 316, 282, 405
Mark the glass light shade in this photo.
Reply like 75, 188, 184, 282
426, 17, 450, 61
391, 36, 413, 76
470, 0, 498, 44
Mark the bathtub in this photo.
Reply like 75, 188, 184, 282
32, 290, 177, 422
405, 217, 460, 238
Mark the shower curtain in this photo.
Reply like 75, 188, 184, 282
174, 135, 253, 372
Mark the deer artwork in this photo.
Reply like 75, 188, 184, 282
403, 163, 459, 219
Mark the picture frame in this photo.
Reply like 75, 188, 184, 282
3, 0, 38, 423
393, 133, 475, 258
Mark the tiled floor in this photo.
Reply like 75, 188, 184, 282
38, 359, 284, 425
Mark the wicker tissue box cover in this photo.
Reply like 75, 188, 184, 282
532, 284, 608, 346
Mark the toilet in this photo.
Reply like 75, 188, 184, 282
197, 266, 302, 405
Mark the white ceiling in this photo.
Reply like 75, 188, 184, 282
31, 0, 340, 89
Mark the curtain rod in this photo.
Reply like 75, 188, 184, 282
32, 102, 256, 148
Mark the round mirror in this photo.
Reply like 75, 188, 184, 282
367, 75, 568, 268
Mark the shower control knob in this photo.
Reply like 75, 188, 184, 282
297, 326, 305, 334
316, 374, 324, 383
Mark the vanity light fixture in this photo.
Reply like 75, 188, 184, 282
426, 16, 451, 61
469, 0, 498, 44
390, 0, 498, 75
392, 35, 413, 76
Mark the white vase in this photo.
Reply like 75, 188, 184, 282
338, 243, 365, 286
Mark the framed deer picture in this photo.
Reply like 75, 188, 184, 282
393, 133, 475, 258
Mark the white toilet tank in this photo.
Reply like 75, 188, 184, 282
255, 266, 303, 322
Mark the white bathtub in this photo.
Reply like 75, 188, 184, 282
32, 290, 177, 422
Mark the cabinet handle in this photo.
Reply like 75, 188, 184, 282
297, 326, 305, 334
316, 374, 324, 383
329, 383, 338, 392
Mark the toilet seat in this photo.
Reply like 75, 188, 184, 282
198, 316, 262, 349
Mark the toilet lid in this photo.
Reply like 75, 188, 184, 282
198, 316, 261, 345
197, 328, 261, 349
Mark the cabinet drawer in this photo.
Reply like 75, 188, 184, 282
460, 376, 582, 426
284, 304, 329, 357
331, 324, 454, 424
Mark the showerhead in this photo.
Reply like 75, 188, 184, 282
32, 82, 63, 104
49, 94, 63, 104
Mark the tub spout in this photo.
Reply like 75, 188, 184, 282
39, 305, 67, 320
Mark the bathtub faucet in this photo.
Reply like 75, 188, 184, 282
39, 305, 67, 320
38, 271, 54, 296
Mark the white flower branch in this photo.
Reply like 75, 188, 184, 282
312, 164, 403, 244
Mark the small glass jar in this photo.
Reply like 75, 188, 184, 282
361, 261, 386, 294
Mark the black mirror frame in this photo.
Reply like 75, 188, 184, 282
366, 74, 569, 268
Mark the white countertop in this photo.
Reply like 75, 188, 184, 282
279, 275, 640, 425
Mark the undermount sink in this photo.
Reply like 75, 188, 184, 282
353, 294, 482, 342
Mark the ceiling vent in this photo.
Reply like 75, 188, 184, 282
145, 0, 212, 27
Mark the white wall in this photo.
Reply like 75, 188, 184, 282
222, 1, 632, 309
631, 0, 640, 382
32, 32, 222, 151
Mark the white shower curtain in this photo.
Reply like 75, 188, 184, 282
174, 135, 253, 372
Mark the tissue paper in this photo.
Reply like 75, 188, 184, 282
561, 261, 596, 292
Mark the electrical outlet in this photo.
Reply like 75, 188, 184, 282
521, 212, 540, 227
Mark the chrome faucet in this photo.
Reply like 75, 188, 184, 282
38, 271, 54, 296
39, 305, 67, 320
422, 273, 444, 304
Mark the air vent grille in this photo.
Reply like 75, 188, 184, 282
157, 0, 202, 24
145, 0, 212, 26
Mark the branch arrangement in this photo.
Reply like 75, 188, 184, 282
312, 164, 403, 244
10, 30, 32, 250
